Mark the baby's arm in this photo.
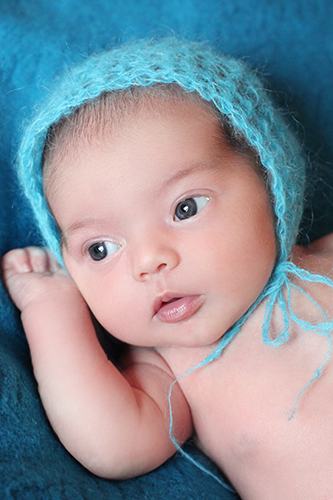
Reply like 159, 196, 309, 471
2, 248, 192, 479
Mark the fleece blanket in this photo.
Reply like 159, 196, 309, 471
0, 1, 332, 498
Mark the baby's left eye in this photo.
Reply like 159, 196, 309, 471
174, 196, 210, 221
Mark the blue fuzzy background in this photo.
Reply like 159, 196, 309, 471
0, 1, 332, 498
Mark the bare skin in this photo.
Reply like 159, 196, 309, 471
3, 241, 333, 499
3, 99, 333, 499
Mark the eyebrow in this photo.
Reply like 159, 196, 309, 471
159, 160, 220, 192
61, 218, 98, 247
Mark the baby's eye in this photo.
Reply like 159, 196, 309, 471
88, 241, 120, 261
174, 196, 210, 221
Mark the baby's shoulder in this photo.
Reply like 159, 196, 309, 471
120, 345, 175, 378
293, 234, 333, 277
289, 235, 333, 322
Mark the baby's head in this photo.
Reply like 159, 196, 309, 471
17, 39, 306, 346
40, 84, 276, 346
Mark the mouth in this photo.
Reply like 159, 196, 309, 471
153, 293, 204, 323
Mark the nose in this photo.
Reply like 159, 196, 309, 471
131, 231, 180, 282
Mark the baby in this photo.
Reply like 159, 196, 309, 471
3, 39, 333, 499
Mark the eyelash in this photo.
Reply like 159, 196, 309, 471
174, 196, 210, 221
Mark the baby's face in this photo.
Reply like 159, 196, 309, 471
47, 98, 276, 348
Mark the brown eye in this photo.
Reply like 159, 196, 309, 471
174, 196, 209, 221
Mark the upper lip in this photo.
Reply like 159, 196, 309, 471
153, 292, 184, 316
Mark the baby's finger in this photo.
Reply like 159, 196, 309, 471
2, 248, 33, 280
45, 249, 63, 273
27, 247, 52, 273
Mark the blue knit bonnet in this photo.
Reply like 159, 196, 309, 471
17, 38, 332, 356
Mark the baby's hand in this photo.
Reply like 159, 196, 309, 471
2, 247, 76, 312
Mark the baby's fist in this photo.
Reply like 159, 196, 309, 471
2, 247, 74, 311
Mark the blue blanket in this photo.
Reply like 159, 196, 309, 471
1, 1, 332, 498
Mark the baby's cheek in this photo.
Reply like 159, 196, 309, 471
82, 285, 129, 336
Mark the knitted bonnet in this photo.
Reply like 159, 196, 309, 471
17, 38, 318, 352
18, 38, 305, 262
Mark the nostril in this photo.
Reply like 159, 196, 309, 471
132, 244, 180, 282
138, 262, 167, 280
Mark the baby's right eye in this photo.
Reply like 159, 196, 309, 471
88, 241, 120, 261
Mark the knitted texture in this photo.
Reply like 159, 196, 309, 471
17, 38, 305, 266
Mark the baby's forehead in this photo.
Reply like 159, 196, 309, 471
43, 86, 222, 167
52, 84, 218, 132
43, 85, 266, 212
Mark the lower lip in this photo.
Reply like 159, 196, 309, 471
155, 295, 204, 323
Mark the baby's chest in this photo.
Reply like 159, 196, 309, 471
170, 336, 333, 476
176, 359, 272, 465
